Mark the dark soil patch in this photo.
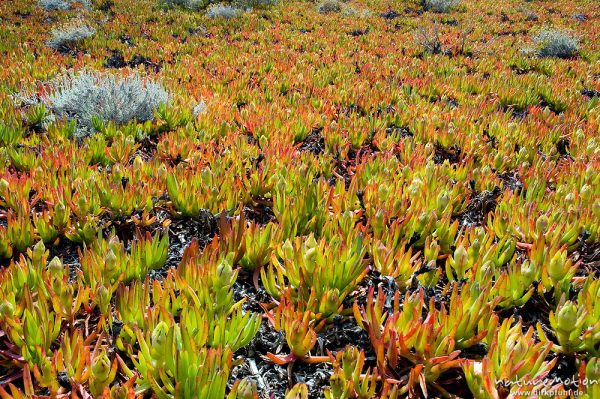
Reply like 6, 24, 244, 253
497, 288, 553, 337
482, 129, 497, 148
100, 216, 133, 244
230, 319, 331, 398
55, 46, 84, 57
243, 201, 276, 226
230, 356, 330, 399
574, 235, 600, 275
347, 269, 400, 313
317, 316, 372, 358
134, 135, 158, 160
525, 12, 539, 22
497, 172, 523, 194
456, 186, 502, 227
511, 65, 531, 75
232, 269, 272, 313
433, 143, 462, 164
229, 266, 339, 397
164, 210, 217, 270
48, 239, 82, 283
546, 354, 579, 391
104, 50, 161, 72
539, 99, 565, 115
13, 10, 31, 18
298, 127, 325, 155
188, 26, 210, 37
101, 209, 164, 244
104, 49, 127, 68
339, 103, 368, 117
98, 0, 114, 13
291, 362, 331, 397
556, 137, 573, 160
348, 28, 369, 37
330, 139, 378, 188
582, 88, 600, 98
119, 34, 134, 46
129, 54, 161, 72
423, 282, 451, 312
442, 18, 459, 26
385, 123, 413, 138
380, 9, 400, 19
460, 343, 488, 359
505, 107, 528, 120
437, 368, 475, 398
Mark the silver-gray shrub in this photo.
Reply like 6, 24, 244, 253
162, 0, 275, 10
206, 3, 243, 18
423, 0, 459, 13
162, 0, 210, 10
47, 23, 95, 50
38, 0, 91, 11
192, 98, 207, 117
317, 0, 342, 14
533, 29, 579, 58
233, 0, 277, 9
40, 71, 169, 136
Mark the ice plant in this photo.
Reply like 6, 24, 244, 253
264, 292, 327, 364
0, 0, 597, 395
535, 279, 600, 356
370, 240, 420, 289
229, 378, 259, 399
579, 358, 600, 398
539, 296, 587, 354
89, 348, 118, 397
464, 318, 556, 399
540, 245, 580, 300
285, 384, 309, 399
353, 287, 484, 396
262, 233, 368, 316
492, 260, 536, 308
324, 346, 379, 399
134, 322, 233, 398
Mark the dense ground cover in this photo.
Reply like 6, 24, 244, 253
0, 0, 598, 397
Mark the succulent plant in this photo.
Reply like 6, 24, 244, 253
325, 346, 379, 399
0, 0, 597, 396
134, 323, 234, 398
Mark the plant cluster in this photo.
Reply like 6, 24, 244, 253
38, 0, 91, 11
533, 29, 579, 59
0, 0, 597, 396
422, 0, 460, 13
46, 21, 96, 52
39, 71, 169, 137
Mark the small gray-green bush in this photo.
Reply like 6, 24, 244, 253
206, 3, 243, 18
162, 0, 275, 11
38, 0, 91, 11
317, 0, 342, 14
40, 71, 169, 136
162, 0, 209, 10
423, 0, 459, 13
533, 29, 579, 58
192, 99, 207, 117
47, 23, 95, 51
233, 0, 277, 8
